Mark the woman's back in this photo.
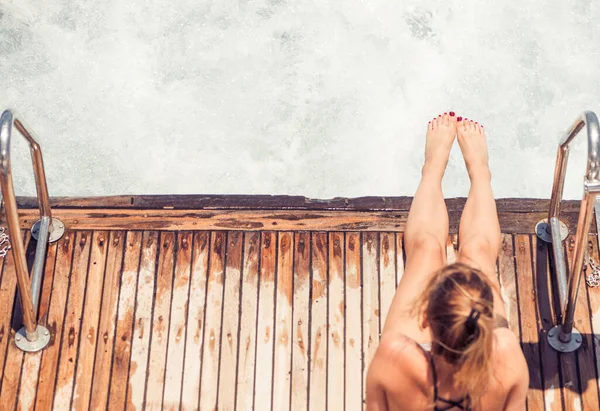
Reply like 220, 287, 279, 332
366, 329, 528, 410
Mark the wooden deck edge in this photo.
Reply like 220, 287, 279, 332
5, 195, 592, 234
12, 194, 584, 212
5, 207, 592, 234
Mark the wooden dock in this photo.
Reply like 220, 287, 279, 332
0, 195, 599, 410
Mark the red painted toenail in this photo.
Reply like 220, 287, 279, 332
457, 116, 463, 121
464, 118, 468, 120
449, 112, 455, 116
444, 112, 447, 114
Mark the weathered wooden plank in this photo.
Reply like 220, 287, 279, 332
52, 231, 93, 409
362, 232, 379, 410
513, 235, 544, 410
162, 232, 193, 410
446, 235, 458, 264
109, 231, 143, 409
13, 194, 411, 211
17, 240, 58, 411
0, 231, 32, 410
498, 234, 520, 337
345, 232, 362, 411
127, 231, 159, 411
70, 231, 109, 411
36, 232, 77, 411
14, 194, 586, 214
309, 232, 328, 411
12, 207, 584, 235
145, 232, 176, 410
291, 232, 310, 411
586, 234, 600, 406
531, 235, 562, 410
181, 232, 209, 411
273, 232, 294, 411
559, 237, 589, 411
328, 232, 345, 410
396, 233, 405, 287
199, 231, 227, 411
217, 231, 243, 411
16, 209, 405, 233
89, 231, 126, 410
0, 230, 20, 398
378, 233, 395, 333
254, 231, 277, 411
235, 232, 260, 411
571, 236, 600, 410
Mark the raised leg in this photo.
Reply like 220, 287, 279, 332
455, 118, 507, 325
381, 112, 456, 340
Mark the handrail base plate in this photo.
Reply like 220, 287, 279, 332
547, 325, 582, 352
536, 219, 569, 243
31, 218, 64, 243
14, 325, 50, 352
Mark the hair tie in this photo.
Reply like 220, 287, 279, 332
466, 308, 481, 332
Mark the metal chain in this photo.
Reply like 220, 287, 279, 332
0, 227, 10, 258
585, 250, 600, 287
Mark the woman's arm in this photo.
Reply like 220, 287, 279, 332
503, 357, 528, 411
497, 330, 529, 410
365, 377, 389, 411
366, 333, 415, 411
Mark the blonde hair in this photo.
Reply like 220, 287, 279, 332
413, 262, 495, 406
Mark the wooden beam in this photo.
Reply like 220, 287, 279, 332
5, 207, 593, 234
12, 195, 586, 214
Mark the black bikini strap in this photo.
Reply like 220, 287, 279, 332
428, 353, 439, 401
437, 397, 467, 410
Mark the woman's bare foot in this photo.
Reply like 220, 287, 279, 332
424, 112, 457, 178
456, 117, 491, 181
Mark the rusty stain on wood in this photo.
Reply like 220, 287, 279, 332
236, 230, 260, 409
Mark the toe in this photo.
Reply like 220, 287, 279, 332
443, 112, 449, 125
432, 117, 437, 129
428, 120, 433, 131
448, 111, 457, 125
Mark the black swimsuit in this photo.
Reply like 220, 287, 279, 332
420, 344, 472, 411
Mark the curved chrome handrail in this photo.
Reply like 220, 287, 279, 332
0, 109, 63, 351
545, 111, 600, 352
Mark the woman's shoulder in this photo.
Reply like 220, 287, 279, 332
493, 327, 523, 356
376, 332, 427, 362
491, 328, 529, 384
371, 332, 429, 387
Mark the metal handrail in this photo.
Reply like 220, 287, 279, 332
538, 111, 600, 353
0, 110, 64, 352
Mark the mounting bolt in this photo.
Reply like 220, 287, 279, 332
576, 336, 582, 343
44, 330, 49, 336
15, 335, 21, 341
549, 329, 555, 337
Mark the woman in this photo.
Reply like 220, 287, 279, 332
366, 112, 529, 410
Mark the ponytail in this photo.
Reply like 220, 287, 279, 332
414, 263, 495, 405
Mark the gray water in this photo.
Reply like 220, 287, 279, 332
1, 0, 599, 199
